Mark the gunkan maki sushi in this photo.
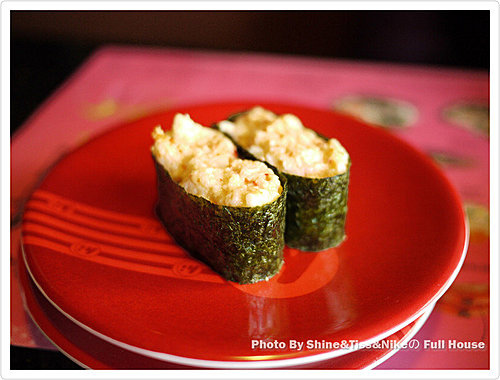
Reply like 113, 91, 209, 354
151, 113, 287, 284
217, 106, 350, 252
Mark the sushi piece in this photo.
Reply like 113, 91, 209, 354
217, 107, 350, 252
151, 114, 287, 284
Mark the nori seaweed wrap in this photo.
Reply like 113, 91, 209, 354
151, 115, 287, 284
217, 107, 350, 252
281, 166, 350, 251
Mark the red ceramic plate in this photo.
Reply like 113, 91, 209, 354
18, 254, 434, 369
21, 102, 467, 368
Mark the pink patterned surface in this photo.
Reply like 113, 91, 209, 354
11, 46, 489, 369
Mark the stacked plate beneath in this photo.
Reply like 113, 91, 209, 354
18, 256, 435, 369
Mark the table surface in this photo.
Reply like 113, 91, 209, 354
10, 46, 490, 370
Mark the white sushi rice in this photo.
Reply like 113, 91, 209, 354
151, 113, 282, 207
218, 106, 350, 178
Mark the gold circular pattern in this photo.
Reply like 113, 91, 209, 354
332, 95, 418, 129
442, 102, 489, 137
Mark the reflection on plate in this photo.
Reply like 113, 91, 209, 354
21, 102, 467, 368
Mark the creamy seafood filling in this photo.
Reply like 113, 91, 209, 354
218, 106, 349, 178
151, 114, 282, 207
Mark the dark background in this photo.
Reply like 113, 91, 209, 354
10, 10, 490, 369
11, 11, 489, 134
